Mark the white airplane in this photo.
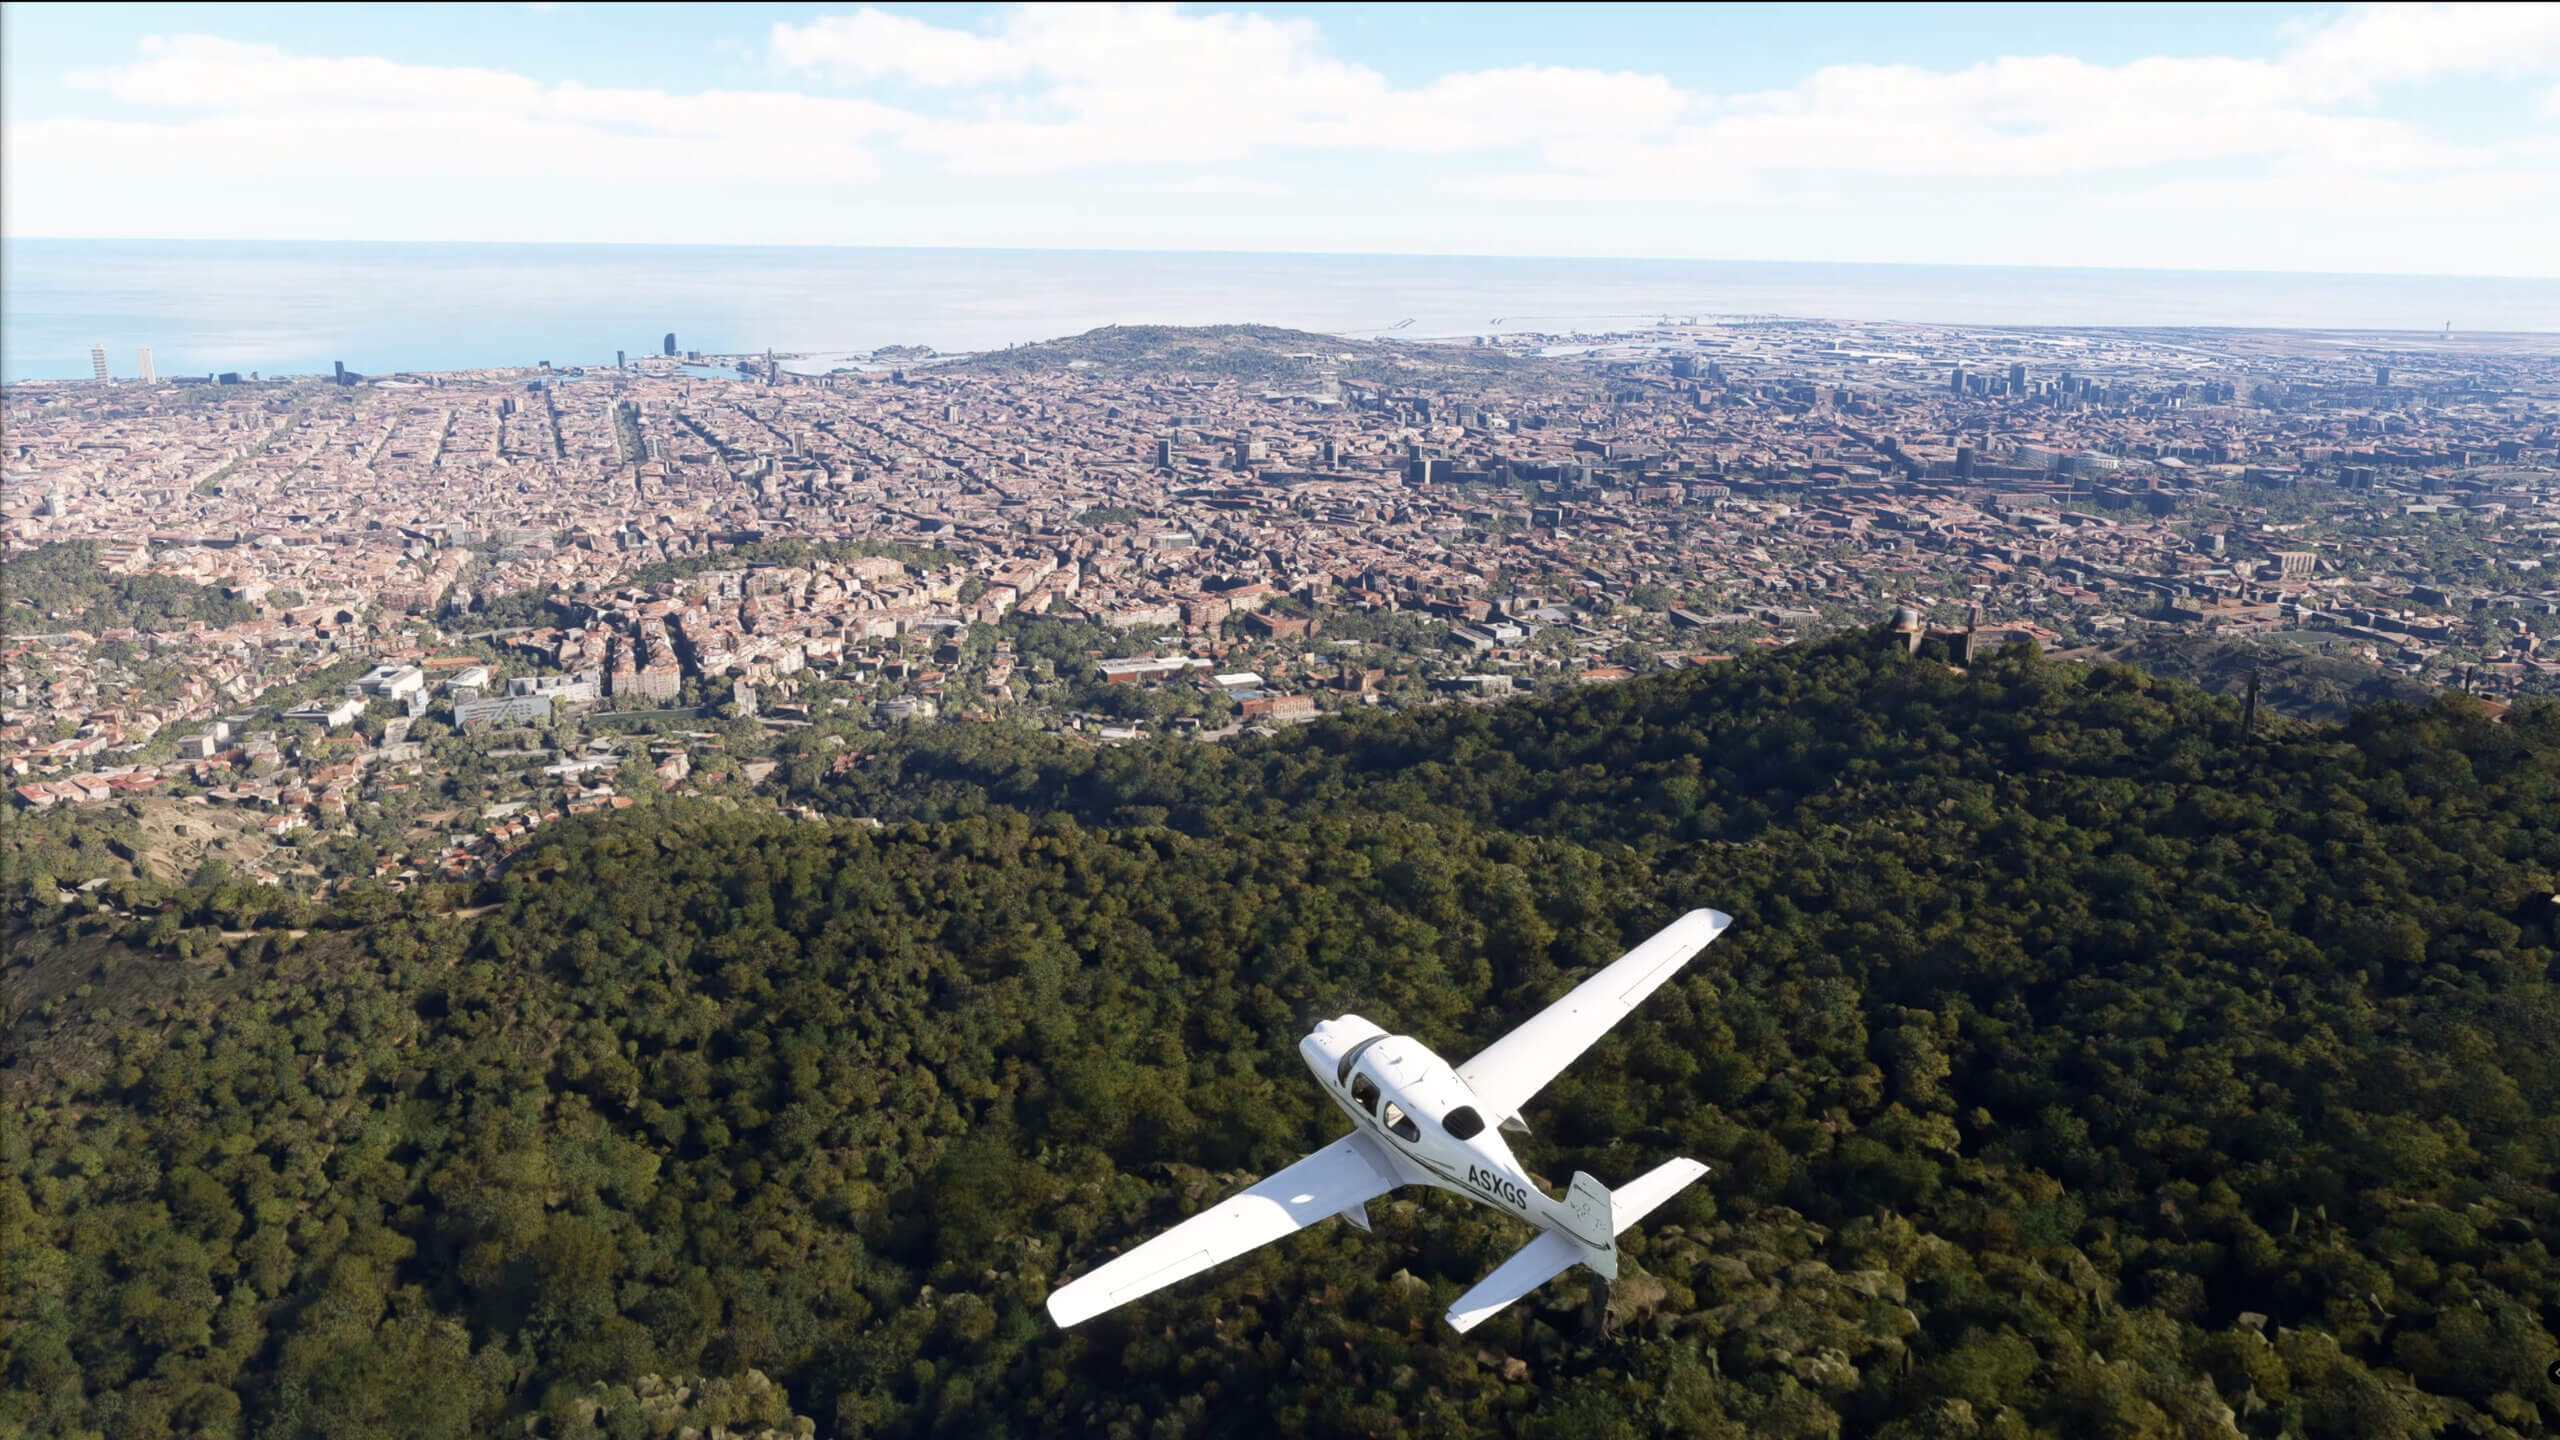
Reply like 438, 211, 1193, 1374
1047, 908, 1731, 1334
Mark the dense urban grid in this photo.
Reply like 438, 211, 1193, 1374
7, 320, 2559, 893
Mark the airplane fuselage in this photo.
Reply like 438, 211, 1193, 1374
1299, 1015, 1614, 1261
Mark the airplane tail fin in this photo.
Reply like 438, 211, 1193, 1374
1563, 1171, 1617, 1277
1446, 1160, 1711, 1332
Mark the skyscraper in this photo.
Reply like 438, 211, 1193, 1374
1948, 367, 1965, 395
90, 345, 110, 381
138, 346, 155, 381
663, 332, 678, 357
2008, 362, 2026, 391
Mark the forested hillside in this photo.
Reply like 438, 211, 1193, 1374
7, 633, 2560, 1439
5, 541, 256, 633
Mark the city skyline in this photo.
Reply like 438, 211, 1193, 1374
5, 2, 2558, 276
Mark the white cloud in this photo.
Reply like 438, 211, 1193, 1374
2086, 165, 2560, 276
2279, 2, 2560, 101
770, 9, 1030, 88
14, 31, 909, 218
72, 33, 911, 153
1651, 51, 2482, 182
759, 2, 2531, 184
4, 4, 2555, 272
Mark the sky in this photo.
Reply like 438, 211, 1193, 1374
4, 2, 2557, 276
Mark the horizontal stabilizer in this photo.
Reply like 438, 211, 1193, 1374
1446, 1230, 1582, 1334
1609, 1158, 1708, 1235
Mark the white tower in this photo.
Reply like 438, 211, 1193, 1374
138, 346, 155, 381
90, 345, 110, 381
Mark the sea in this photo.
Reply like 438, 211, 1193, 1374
7, 239, 2558, 383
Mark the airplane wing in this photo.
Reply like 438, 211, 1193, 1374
1046, 1131, 1406, 1327
1458, 908, 1731, 1120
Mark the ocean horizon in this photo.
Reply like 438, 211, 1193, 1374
8, 238, 2559, 383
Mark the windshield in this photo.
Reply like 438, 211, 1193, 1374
1336, 1033, 1387, 1085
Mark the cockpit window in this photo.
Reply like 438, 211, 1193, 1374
1350, 1073, 1380, 1114
1443, 1106, 1485, 1141
1337, 1034, 1388, 1086
1381, 1101, 1421, 1143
